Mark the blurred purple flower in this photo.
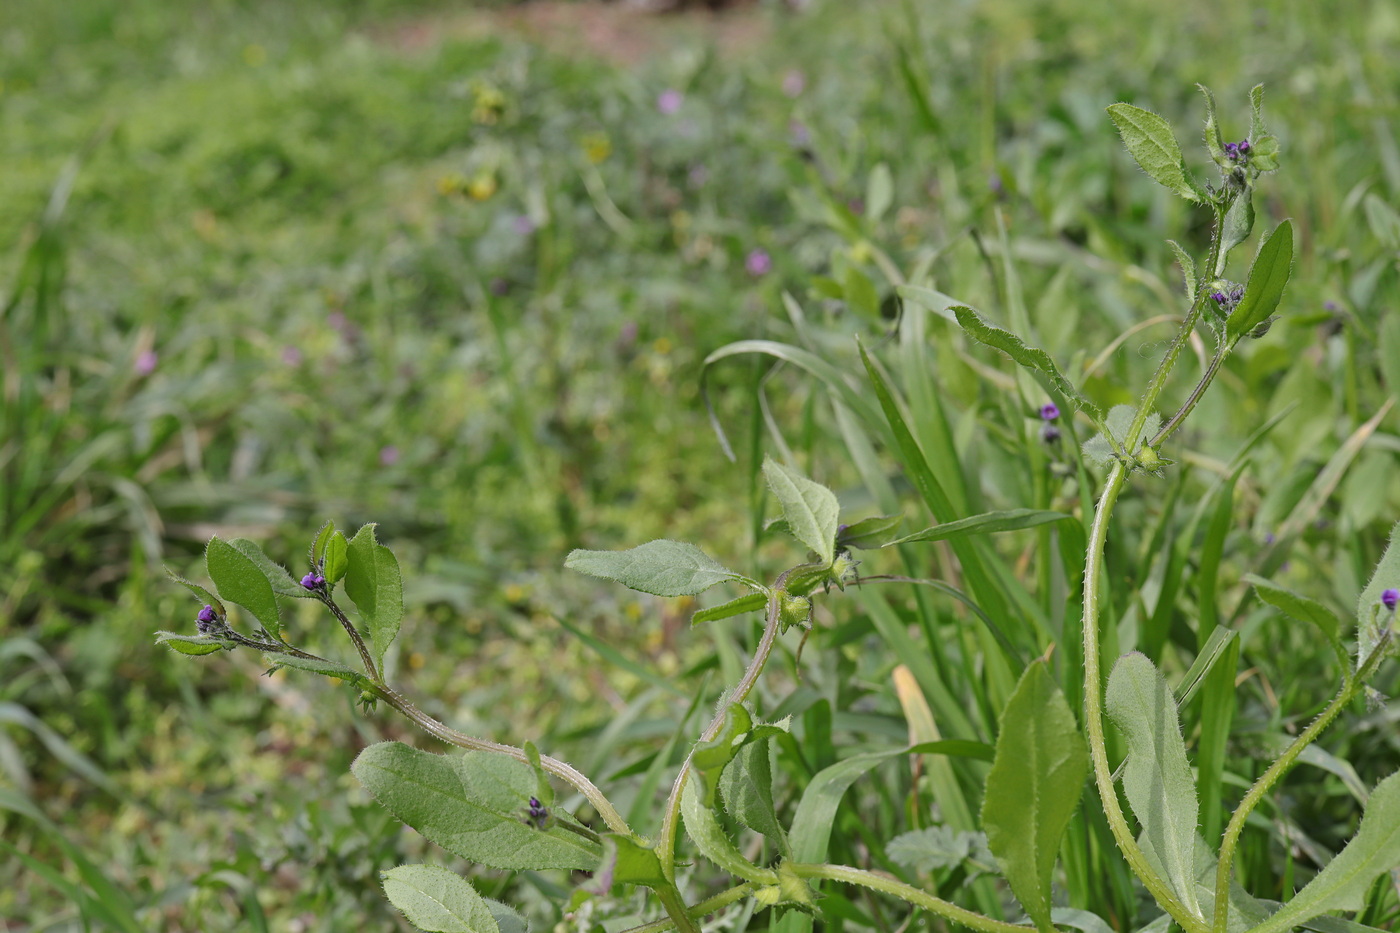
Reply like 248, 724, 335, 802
782, 69, 806, 98
513, 214, 536, 236
745, 249, 772, 277
688, 163, 708, 187
379, 445, 400, 466
281, 345, 303, 366
657, 89, 683, 115
1039, 403, 1060, 421
489, 278, 510, 297
328, 311, 348, 332
135, 350, 158, 376
789, 120, 811, 146
1384, 588, 1399, 611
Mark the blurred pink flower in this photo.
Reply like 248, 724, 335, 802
782, 69, 806, 97
135, 350, 158, 375
379, 445, 400, 466
745, 249, 772, 277
281, 345, 303, 366
657, 89, 683, 115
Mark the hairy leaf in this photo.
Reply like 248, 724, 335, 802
1107, 102, 1202, 202
164, 568, 224, 617
982, 659, 1089, 932
352, 743, 601, 871
1356, 521, 1400, 669
836, 514, 903, 550
1167, 240, 1199, 301
154, 632, 232, 656
1244, 574, 1347, 669
719, 735, 787, 849
230, 537, 311, 600
953, 305, 1101, 420
680, 779, 778, 884
381, 865, 498, 933
566, 539, 745, 597
762, 456, 840, 565
323, 531, 349, 585
344, 524, 404, 673
1217, 189, 1255, 272
1226, 220, 1293, 341
1105, 653, 1201, 916
692, 592, 768, 626
595, 834, 668, 891
206, 535, 282, 640
274, 654, 366, 687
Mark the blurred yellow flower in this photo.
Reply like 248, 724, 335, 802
467, 173, 498, 201
581, 132, 612, 165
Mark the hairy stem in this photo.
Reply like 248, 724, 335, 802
361, 680, 632, 837
1082, 461, 1209, 933
1148, 343, 1228, 449
785, 863, 1029, 933
656, 578, 789, 881
618, 884, 755, 933
321, 593, 379, 683
1212, 633, 1393, 933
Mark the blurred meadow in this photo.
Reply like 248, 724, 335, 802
3, 0, 1400, 929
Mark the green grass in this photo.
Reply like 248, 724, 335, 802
3, 0, 1400, 928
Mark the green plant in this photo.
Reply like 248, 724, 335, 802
157, 87, 1400, 933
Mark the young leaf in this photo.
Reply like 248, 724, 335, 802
230, 538, 311, 600
154, 632, 232, 656
381, 864, 499, 933
1249, 771, 1400, 933
1107, 103, 1203, 203
1226, 220, 1293, 342
866, 162, 893, 223
594, 834, 668, 891
953, 305, 1101, 420
1106, 653, 1202, 917
680, 779, 778, 885
1243, 573, 1348, 669
323, 531, 349, 585
887, 509, 1069, 547
1198, 84, 1226, 165
164, 568, 225, 617
1167, 240, 1199, 302
484, 901, 526, 933
344, 524, 404, 674
310, 519, 336, 568
762, 456, 840, 566
566, 540, 746, 598
981, 659, 1089, 933
1355, 521, 1400, 669
692, 592, 768, 626
1217, 188, 1255, 273
719, 736, 787, 849
206, 535, 282, 640
1248, 84, 1267, 144
836, 514, 903, 550
691, 704, 754, 806
352, 743, 601, 871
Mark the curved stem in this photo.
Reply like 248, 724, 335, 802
1082, 461, 1208, 933
786, 863, 1030, 933
618, 884, 755, 933
1149, 343, 1228, 449
1212, 633, 1392, 933
321, 593, 379, 682
362, 680, 632, 837
656, 583, 787, 881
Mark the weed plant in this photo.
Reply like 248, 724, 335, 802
153, 86, 1400, 933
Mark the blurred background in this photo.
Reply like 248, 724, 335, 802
3, 0, 1399, 929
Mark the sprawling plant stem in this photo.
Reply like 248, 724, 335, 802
1212, 633, 1393, 933
619, 884, 755, 933
321, 593, 380, 682
786, 864, 1031, 933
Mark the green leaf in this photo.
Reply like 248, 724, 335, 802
886, 826, 984, 874
1226, 220, 1293, 342
953, 305, 1101, 420
230, 538, 311, 600
344, 524, 404, 674
888, 509, 1069, 547
1107, 102, 1202, 203
1167, 240, 1199, 302
1244, 574, 1348, 669
1105, 653, 1201, 917
1082, 404, 1161, 465
680, 778, 778, 884
719, 734, 787, 849
1217, 188, 1255, 273
866, 163, 893, 223
692, 592, 768, 626
310, 520, 336, 568
595, 834, 669, 890
352, 743, 601, 871
273, 654, 367, 687
381, 865, 499, 933
836, 514, 903, 550
1198, 84, 1226, 165
1248, 84, 1267, 145
981, 659, 1089, 933
1251, 771, 1400, 933
1356, 521, 1400, 669
206, 536, 282, 640
154, 631, 232, 656
788, 748, 909, 863
323, 531, 349, 585
1364, 194, 1400, 251
691, 704, 754, 807
762, 456, 840, 566
484, 901, 527, 933
566, 539, 745, 597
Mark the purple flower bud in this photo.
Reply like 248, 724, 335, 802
1384, 588, 1399, 611
1039, 403, 1060, 421
197, 619, 217, 635
1041, 424, 1061, 444
313, 574, 326, 588
301, 572, 319, 591
198, 605, 218, 624
745, 249, 772, 277
1211, 291, 1227, 304
1237, 139, 1250, 153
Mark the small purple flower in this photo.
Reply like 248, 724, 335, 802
379, 445, 400, 466
281, 345, 303, 366
1384, 588, 1399, 612
1039, 403, 1060, 422
512, 214, 536, 236
1042, 424, 1062, 444
300, 572, 326, 591
135, 350, 158, 376
687, 163, 708, 187
526, 796, 550, 828
198, 605, 217, 624
657, 89, 683, 115
1211, 291, 1227, 304
196, 605, 219, 635
1324, 301, 1339, 312
328, 311, 348, 332
1238, 139, 1251, 154
789, 120, 811, 147
745, 249, 772, 277
782, 69, 806, 98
